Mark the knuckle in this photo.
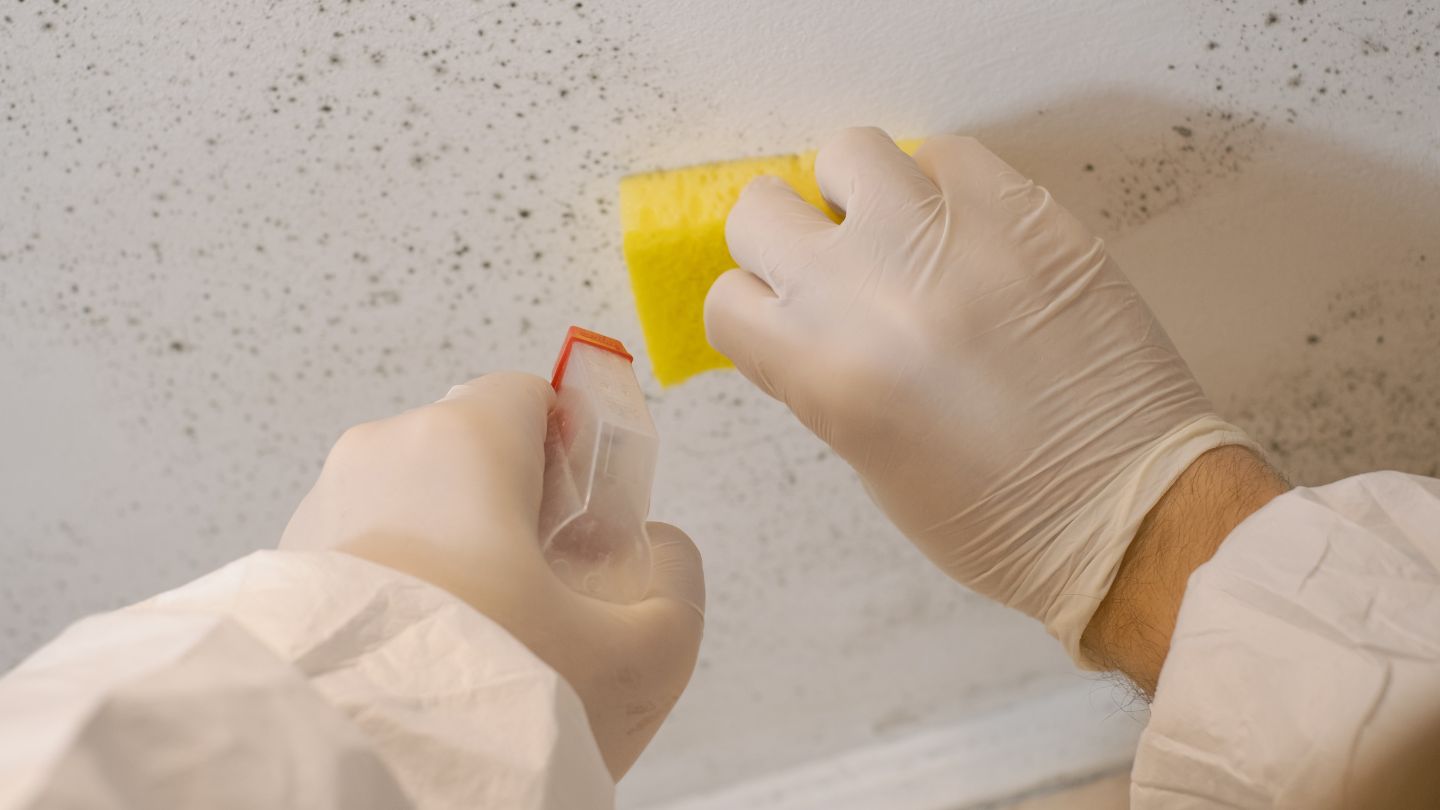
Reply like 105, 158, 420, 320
818, 127, 870, 163
326, 420, 382, 468
407, 403, 475, 444
926, 133, 985, 158
950, 133, 984, 150
835, 125, 884, 150
702, 273, 735, 326
740, 174, 783, 195
334, 420, 378, 452
724, 196, 753, 245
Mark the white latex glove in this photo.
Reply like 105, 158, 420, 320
704, 128, 1255, 664
280, 372, 705, 778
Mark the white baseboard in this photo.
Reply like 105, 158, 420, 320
639, 682, 1143, 810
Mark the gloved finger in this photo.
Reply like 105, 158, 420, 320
913, 134, 1087, 255
910, 133, 1015, 184
704, 269, 795, 402
641, 522, 705, 619
724, 175, 834, 296
814, 126, 939, 218
912, 134, 1035, 206
428, 371, 556, 533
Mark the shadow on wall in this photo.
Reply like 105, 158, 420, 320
927, 91, 1439, 487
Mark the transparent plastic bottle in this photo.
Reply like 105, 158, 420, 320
536, 327, 656, 603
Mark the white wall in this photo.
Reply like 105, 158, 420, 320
2, 1, 1437, 805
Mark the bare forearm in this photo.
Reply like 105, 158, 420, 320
1080, 445, 1290, 696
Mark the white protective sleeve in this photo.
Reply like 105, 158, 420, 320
1133, 471, 1440, 808
0, 550, 614, 810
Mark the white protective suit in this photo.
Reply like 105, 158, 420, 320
1, 472, 1437, 809
0, 550, 614, 810
1135, 471, 1440, 808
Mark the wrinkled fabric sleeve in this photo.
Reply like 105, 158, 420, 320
0, 550, 614, 810
1133, 472, 1440, 809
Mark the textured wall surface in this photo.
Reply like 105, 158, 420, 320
2, 0, 1437, 805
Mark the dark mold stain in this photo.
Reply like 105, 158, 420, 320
1231, 262, 1440, 485
1186, 1, 1438, 123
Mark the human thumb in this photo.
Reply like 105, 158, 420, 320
642, 522, 705, 620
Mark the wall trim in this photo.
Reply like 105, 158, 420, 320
639, 682, 1143, 810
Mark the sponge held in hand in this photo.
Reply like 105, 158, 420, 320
619, 140, 920, 387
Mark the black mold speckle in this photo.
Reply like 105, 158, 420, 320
1232, 266, 1440, 485
1189, 1, 1437, 123
1088, 110, 1266, 230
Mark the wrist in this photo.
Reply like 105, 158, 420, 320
1080, 444, 1289, 696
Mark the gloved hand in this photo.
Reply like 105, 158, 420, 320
279, 372, 704, 778
704, 128, 1255, 665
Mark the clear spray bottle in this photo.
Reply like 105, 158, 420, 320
536, 327, 656, 603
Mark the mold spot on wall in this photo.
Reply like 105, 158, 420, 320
0, 0, 668, 671
1087, 110, 1267, 231
1230, 256, 1440, 484
1187, 1, 1440, 125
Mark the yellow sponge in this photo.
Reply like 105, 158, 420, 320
620, 140, 921, 386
